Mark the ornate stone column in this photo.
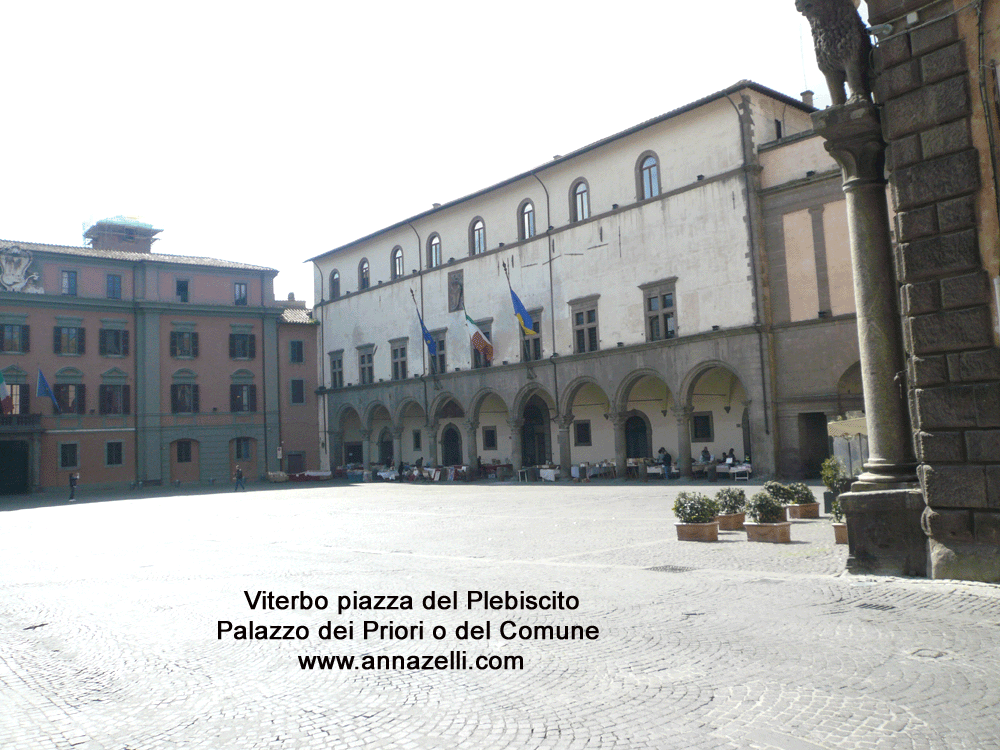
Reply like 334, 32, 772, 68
557, 415, 573, 480
812, 102, 917, 487
673, 406, 693, 479
359, 429, 371, 468
328, 429, 344, 469
464, 419, 479, 469
426, 419, 439, 467
509, 417, 524, 472
812, 102, 925, 577
610, 413, 627, 479
391, 427, 403, 467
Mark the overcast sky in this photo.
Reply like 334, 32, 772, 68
2, 1, 868, 306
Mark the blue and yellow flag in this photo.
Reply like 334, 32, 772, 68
510, 288, 536, 335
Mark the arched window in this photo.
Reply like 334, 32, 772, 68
572, 180, 590, 222
638, 153, 660, 200
359, 259, 370, 290
428, 234, 442, 268
519, 201, 536, 240
470, 218, 486, 255
391, 247, 404, 280
330, 270, 340, 299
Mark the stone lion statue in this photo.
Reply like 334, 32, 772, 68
796, 0, 873, 105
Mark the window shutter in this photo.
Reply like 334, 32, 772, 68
53, 385, 63, 414
191, 332, 199, 357
249, 385, 257, 412
99, 384, 108, 414
170, 384, 178, 413
77, 384, 86, 414
230, 384, 238, 412
248, 335, 256, 359
123, 384, 131, 414
228, 334, 236, 358
192, 384, 200, 413
53, 327, 61, 354
22, 387, 29, 413
22, 325, 29, 353
122, 330, 130, 356
99, 329, 107, 355
169, 332, 177, 357
78, 328, 85, 355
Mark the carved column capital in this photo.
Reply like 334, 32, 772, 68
359, 429, 372, 441
557, 414, 574, 431
811, 102, 885, 188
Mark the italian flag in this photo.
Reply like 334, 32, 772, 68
0, 369, 11, 415
465, 314, 493, 363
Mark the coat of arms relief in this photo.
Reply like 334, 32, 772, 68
0, 246, 44, 293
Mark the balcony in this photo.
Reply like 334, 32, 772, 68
0, 413, 42, 430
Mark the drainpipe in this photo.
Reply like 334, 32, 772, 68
406, 222, 429, 421
530, 170, 561, 466
317, 269, 329, 469
260, 271, 270, 476
131, 262, 140, 488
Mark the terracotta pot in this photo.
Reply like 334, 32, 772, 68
717, 512, 745, 531
744, 521, 792, 543
833, 522, 848, 544
787, 502, 820, 519
675, 521, 719, 542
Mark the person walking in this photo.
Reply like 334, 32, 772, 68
68, 472, 79, 501
234, 465, 245, 492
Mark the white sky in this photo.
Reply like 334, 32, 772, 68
2, 1, 867, 307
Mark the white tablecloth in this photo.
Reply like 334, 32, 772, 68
539, 468, 561, 482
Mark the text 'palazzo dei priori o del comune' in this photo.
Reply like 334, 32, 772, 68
309, 81, 865, 483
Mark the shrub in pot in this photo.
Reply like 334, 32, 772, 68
785, 482, 820, 519
820, 457, 852, 513
760, 481, 791, 521
831, 497, 848, 544
672, 491, 720, 541
744, 490, 791, 543
715, 487, 746, 530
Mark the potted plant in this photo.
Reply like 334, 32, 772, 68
820, 457, 852, 514
761, 481, 791, 521
784, 481, 821, 519
831, 497, 848, 544
744, 490, 792, 543
714, 487, 746, 530
672, 491, 720, 542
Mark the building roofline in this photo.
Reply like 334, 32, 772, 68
307, 80, 815, 263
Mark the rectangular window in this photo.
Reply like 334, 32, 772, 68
60, 443, 78, 469
521, 311, 542, 362
176, 279, 189, 303
392, 344, 407, 380
229, 333, 256, 360
330, 353, 344, 388
234, 283, 248, 306
572, 307, 599, 354
645, 283, 677, 342
106, 275, 122, 300
574, 421, 592, 447
8, 383, 29, 414
229, 383, 257, 412
98, 329, 130, 357
472, 324, 492, 369
106, 441, 123, 466
53, 327, 85, 355
235, 437, 252, 460
290, 340, 304, 363
170, 383, 200, 413
61, 271, 77, 296
53, 384, 86, 414
290, 379, 305, 404
177, 440, 192, 463
98, 384, 131, 415
359, 350, 374, 385
692, 412, 714, 442
412, 430, 422, 451
169, 331, 199, 358
1, 324, 29, 353
431, 334, 446, 375
482, 426, 497, 451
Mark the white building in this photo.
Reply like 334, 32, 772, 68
309, 81, 862, 479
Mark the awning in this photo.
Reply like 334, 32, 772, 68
827, 416, 868, 438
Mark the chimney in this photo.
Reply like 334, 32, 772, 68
801, 90, 815, 108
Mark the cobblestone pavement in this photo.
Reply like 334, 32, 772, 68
2, 481, 999, 750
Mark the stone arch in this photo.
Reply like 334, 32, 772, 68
679, 360, 747, 407
335, 403, 362, 430
511, 383, 556, 418
362, 400, 393, 431
612, 367, 675, 415
429, 392, 466, 421
559, 375, 612, 418
837, 361, 864, 414
468, 387, 506, 423
392, 396, 426, 426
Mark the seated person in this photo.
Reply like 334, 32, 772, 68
726, 448, 736, 464
700, 447, 712, 463
657, 447, 673, 470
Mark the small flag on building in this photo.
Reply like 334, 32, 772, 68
0, 369, 11, 415
37, 369, 60, 413
509, 287, 536, 335
411, 289, 437, 357
465, 314, 493, 363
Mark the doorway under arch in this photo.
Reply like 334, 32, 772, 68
522, 395, 551, 466
441, 424, 463, 466
625, 414, 652, 458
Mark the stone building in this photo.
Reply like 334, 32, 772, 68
0, 216, 319, 493
857, 0, 1000, 581
309, 81, 861, 480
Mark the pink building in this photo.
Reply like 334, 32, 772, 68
0, 216, 319, 493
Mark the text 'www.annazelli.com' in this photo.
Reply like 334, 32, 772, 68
297, 651, 524, 671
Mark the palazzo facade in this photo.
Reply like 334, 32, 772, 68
310, 81, 862, 479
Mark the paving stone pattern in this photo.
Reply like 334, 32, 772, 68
1, 482, 998, 749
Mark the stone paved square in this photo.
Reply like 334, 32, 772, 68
2, 481, 999, 749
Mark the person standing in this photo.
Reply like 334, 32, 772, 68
68, 472, 78, 501
234, 465, 245, 492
